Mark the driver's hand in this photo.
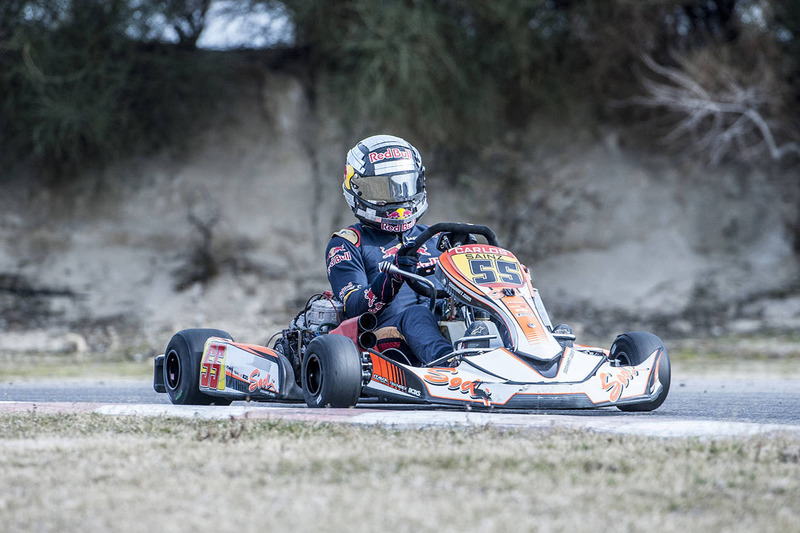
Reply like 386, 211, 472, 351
395, 253, 418, 274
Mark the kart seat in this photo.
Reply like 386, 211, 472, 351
374, 327, 420, 365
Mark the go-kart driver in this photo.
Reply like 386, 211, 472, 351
325, 135, 455, 365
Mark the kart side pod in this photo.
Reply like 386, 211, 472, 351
154, 330, 303, 404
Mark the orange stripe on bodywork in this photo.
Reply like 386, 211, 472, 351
371, 354, 386, 382
370, 353, 408, 390
500, 294, 549, 345
229, 342, 278, 360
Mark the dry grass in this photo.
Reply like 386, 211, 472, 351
0, 357, 154, 380
1, 414, 799, 532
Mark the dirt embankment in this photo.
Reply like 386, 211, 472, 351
1, 69, 798, 357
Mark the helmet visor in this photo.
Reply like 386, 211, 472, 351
350, 172, 422, 204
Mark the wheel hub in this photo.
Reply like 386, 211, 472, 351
305, 354, 322, 395
165, 350, 181, 390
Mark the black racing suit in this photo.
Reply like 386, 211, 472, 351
325, 222, 453, 365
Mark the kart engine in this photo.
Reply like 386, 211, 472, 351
305, 297, 344, 330
274, 294, 344, 387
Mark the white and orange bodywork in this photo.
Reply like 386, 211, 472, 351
362, 344, 666, 409
180, 243, 666, 409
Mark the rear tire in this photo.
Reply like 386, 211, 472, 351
609, 331, 671, 412
164, 328, 234, 406
302, 335, 363, 408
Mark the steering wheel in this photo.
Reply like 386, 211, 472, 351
397, 223, 500, 299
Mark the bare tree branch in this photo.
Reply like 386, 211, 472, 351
631, 53, 800, 166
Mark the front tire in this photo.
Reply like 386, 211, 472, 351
164, 328, 234, 406
302, 335, 363, 408
609, 331, 671, 412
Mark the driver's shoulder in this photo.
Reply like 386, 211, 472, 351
330, 225, 362, 248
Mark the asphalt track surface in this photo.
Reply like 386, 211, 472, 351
2, 376, 799, 438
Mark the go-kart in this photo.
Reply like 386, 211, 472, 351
153, 223, 670, 411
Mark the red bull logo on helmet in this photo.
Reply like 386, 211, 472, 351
381, 220, 415, 232
368, 147, 412, 164
381, 207, 417, 232
387, 208, 411, 220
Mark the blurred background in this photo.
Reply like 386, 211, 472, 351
1, 0, 799, 361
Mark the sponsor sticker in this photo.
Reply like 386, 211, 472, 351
382, 220, 415, 232
368, 147, 412, 164
386, 208, 410, 220
327, 251, 352, 274
338, 281, 357, 301
423, 368, 491, 403
370, 355, 421, 397
380, 242, 402, 258
248, 369, 277, 394
380, 242, 430, 259
599, 366, 643, 402
200, 343, 226, 391
364, 288, 385, 313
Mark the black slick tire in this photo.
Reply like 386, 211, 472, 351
302, 334, 363, 408
163, 328, 234, 406
609, 331, 671, 412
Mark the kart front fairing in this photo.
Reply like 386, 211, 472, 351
434, 243, 564, 362
363, 344, 667, 409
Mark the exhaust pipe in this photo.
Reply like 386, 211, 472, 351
357, 312, 378, 349
358, 312, 377, 332
358, 330, 377, 349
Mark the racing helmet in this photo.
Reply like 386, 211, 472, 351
343, 134, 427, 233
